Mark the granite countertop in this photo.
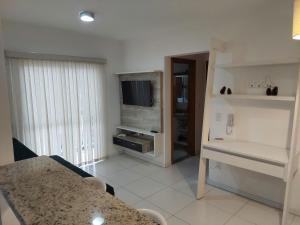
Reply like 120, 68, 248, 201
0, 156, 158, 225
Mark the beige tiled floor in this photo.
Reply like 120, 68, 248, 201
82, 153, 300, 225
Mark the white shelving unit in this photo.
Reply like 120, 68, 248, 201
115, 125, 161, 159
197, 41, 300, 225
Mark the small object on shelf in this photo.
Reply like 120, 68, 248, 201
227, 88, 232, 95
272, 86, 278, 96
266, 87, 272, 96
220, 86, 226, 95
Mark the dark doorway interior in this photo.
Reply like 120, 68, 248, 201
171, 53, 209, 163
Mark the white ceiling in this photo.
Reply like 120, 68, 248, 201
0, 0, 292, 41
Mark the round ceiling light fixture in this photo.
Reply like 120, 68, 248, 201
79, 11, 95, 22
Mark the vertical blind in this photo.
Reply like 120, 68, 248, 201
6, 57, 107, 165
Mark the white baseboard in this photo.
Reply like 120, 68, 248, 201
289, 209, 300, 217
206, 178, 283, 209
206, 179, 300, 216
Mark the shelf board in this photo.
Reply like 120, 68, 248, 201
215, 59, 300, 68
116, 125, 160, 137
203, 140, 289, 165
174, 74, 188, 77
213, 94, 296, 102
114, 70, 162, 75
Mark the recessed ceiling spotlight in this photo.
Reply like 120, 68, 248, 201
79, 11, 95, 22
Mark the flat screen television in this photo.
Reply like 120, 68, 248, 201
121, 80, 153, 107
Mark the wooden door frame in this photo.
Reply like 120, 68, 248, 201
163, 51, 209, 167
170, 57, 196, 163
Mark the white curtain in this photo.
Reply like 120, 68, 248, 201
6, 57, 107, 165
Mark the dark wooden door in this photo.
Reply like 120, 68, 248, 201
171, 58, 196, 162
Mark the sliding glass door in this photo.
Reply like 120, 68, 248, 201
6, 58, 106, 165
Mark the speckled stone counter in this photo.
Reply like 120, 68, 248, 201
0, 156, 158, 225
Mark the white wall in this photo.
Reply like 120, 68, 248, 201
2, 21, 124, 157
0, 17, 14, 165
122, 1, 300, 212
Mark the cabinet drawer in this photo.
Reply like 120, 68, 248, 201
113, 137, 143, 152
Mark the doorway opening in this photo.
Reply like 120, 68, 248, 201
170, 52, 209, 164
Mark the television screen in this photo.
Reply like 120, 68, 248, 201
121, 80, 153, 107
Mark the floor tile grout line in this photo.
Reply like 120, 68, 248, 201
167, 186, 196, 198
86, 154, 287, 225
241, 200, 286, 225
169, 215, 191, 225
118, 177, 168, 198
167, 181, 216, 199
159, 176, 202, 198
202, 191, 250, 215
132, 198, 174, 220
113, 176, 145, 190
91, 156, 247, 224
120, 181, 168, 200
90, 155, 202, 200
290, 216, 296, 225
170, 186, 249, 224
165, 192, 201, 218
122, 176, 168, 189
89, 159, 173, 197
118, 182, 177, 220
142, 173, 184, 188
100, 168, 144, 184
87, 156, 270, 224
140, 187, 196, 217
229, 201, 261, 225
93, 156, 247, 203
222, 200, 251, 225
83, 155, 200, 199
117, 178, 248, 225
97, 159, 144, 171
114, 187, 144, 206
